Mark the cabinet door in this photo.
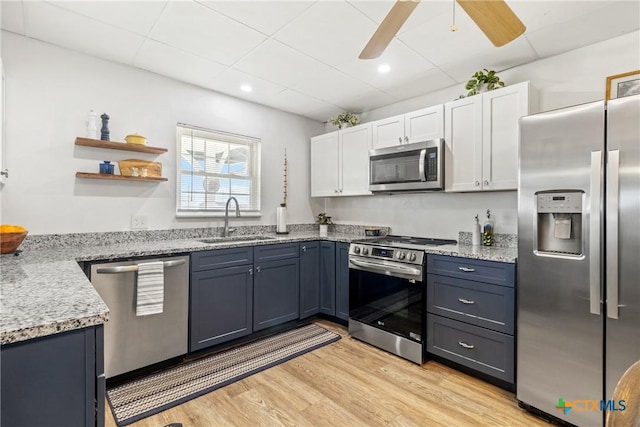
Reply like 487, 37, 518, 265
310, 131, 340, 197
190, 265, 253, 351
319, 241, 336, 316
299, 241, 320, 319
405, 104, 444, 143
444, 96, 483, 192
335, 242, 350, 321
372, 114, 405, 149
254, 257, 300, 331
481, 82, 529, 191
340, 122, 372, 196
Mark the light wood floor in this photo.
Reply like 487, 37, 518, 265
106, 320, 551, 427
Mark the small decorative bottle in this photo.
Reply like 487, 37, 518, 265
86, 110, 98, 139
472, 214, 481, 246
482, 209, 494, 246
100, 113, 110, 141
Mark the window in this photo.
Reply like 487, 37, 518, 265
176, 123, 261, 217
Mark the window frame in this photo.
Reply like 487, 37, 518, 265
175, 123, 261, 218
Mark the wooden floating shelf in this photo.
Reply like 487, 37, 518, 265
75, 172, 168, 182
75, 137, 168, 154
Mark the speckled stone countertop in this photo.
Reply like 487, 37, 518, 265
0, 231, 366, 346
1, 226, 516, 346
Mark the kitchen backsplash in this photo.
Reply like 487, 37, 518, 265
458, 232, 517, 248
19, 224, 391, 250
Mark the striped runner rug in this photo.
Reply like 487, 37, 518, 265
107, 323, 341, 426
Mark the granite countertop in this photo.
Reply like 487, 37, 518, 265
0, 230, 516, 346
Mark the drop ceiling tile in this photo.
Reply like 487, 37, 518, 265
208, 67, 287, 105
233, 39, 330, 88
335, 40, 436, 90
525, 1, 640, 58
134, 39, 227, 89
149, 1, 266, 66
510, 1, 614, 34
1, 1, 25, 35
440, 37, 539, 83
197, 1, 315, 36
292, 67, 378, 107
49, 1, 168, 37
274, 1, 378, 67
398, 10, 497, 67
348, 0, 451, 35
24, 2, 145, 64
339, 89, 399, 114
267, 89, 342, 122
380, 68, 457, 101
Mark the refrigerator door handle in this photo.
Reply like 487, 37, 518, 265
589, 150, 602, 315
606, 149, 620, 319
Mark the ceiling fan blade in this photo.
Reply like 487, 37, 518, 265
359, 0, 420, 60
456, 0, 526, 47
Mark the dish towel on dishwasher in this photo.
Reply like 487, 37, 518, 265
136, 261, 165, 316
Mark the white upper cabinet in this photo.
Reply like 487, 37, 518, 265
372, 105, 444, 149
310, 123, 372, 197
444, 81, 535, 192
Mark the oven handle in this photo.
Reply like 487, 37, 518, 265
349, 258, 422, 277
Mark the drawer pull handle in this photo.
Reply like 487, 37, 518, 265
458, 341, 475, 349
458, 267, 475, 272
458, 298, 475, 304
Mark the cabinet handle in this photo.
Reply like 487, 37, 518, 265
398, 136, 402, 143
458, 298, 475, 304
475, 180, 480, 187
256, 266, 261, 273
302, 246, 306, 252
484, 180, 489, 186
458, 341, 475, 349
249, 268, 253, 275
458, 267, 475, 272
404, 136, 409, 143
334, 189, 339, 194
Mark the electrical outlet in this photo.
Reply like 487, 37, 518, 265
131, 215, 148, 230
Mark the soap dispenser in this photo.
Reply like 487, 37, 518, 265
482, 209, 494, 246
472, 214, 481, 246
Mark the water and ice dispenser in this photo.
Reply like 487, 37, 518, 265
535, 191, 584, 256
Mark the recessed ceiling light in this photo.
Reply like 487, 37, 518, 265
240, 84, 253, 92
377, 64, 391, 74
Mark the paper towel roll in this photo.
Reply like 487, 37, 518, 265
277, 206, 287, 233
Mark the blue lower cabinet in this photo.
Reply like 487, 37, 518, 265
319, 241, 336, 316
335, 242, 350, 321
299, 241, 320, 319
253, 256, 300, 331
0, 326, 104, 427
190, 264, 253, 352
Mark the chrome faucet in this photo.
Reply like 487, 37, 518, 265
223, 196, 241, 237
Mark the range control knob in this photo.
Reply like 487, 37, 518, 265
408, 253, 417, 262
362, 247, 369, 256
397, 251, 406, 260
353, 246, 361, 254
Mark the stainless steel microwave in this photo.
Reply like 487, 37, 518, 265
369, 139, 444, 192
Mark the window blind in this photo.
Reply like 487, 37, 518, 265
176, 123, 261, 217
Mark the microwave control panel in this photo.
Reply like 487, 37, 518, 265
425, 147, 438, 182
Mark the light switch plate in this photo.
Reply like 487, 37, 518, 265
131, 215, 148, 230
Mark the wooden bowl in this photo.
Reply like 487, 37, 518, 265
0, 231, 28, 254
125, 134, 147, 145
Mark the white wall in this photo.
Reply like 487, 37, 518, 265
324, 31, 640, 239
0, 32, 324, 234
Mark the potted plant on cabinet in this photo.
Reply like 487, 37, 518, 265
316, 213, 333, 237
462, 69, 505, 97
329, 112, 360, 129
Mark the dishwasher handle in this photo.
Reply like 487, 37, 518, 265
96, 259, 185, 274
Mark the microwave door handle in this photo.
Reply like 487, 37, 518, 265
418, 149, 427, 182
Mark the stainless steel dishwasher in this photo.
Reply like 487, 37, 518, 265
90, 255, 189, 379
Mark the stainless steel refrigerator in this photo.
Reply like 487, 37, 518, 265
517, 94, 640, 427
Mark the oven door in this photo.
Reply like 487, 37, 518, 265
349, 256, 424, 343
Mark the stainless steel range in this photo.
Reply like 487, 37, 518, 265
348, 235, 456, 364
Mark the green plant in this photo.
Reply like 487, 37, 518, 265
316, 212, 333, 225
463, 69, 505, 97
329, 112, 360, 129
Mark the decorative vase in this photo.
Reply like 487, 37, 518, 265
276, 206, 288, 234
319, 224, 328, 237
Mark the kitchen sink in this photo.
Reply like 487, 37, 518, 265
197, 235, 277, 244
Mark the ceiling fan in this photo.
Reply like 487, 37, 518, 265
359, 0, 526, 60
